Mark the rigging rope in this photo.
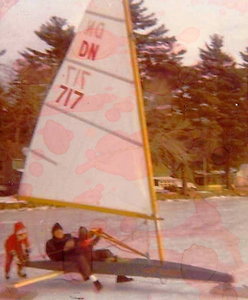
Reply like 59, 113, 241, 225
91, 229, 149, 258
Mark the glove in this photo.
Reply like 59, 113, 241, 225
16, 257, 23, 265
93, 228, 103, 234
64, 239, 75, 252
88, 230, 94, 238
21, 248, 30, 261
96, 228, 103, 234
10, 250, 16, 257
24, 253, 30, 261
90, 228, 103, 235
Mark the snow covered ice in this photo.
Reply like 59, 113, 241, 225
1, 196, 248, 299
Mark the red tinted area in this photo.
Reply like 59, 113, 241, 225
73, 184, 104, 206
19, 183, 33, 198
43, 120, 74, 155
76, 131, 147, 180
194, 194, 220, 225
29, 161, 44, 177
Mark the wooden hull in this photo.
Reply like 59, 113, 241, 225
26, 259, 233, 283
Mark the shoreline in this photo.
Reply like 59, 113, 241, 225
0, 192, 248, 211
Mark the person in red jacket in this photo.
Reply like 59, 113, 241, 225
5, 222, 30, 280
76, 227, 133, 283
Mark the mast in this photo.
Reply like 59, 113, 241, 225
123, 0, 165, 262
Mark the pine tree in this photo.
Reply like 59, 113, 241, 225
240, 47, 248, 67
129, 0, 186, 119
21, 16, 74, 67
129, 0, 185, 77
240, 47, 248, 102
3, 17, 75, 161
182, 35, 246, 188
129, 1, 191, 190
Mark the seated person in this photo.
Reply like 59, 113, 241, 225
46, 223, 102, 292
76, 226, 133, 283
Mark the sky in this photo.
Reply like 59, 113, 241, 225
0, 0, 248, 69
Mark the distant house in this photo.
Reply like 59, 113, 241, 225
154, 176, 196, 193
0, 155, 23, 196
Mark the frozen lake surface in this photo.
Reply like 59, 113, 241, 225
1, 196, 248, 299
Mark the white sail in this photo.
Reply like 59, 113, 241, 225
20, 0, 154, 218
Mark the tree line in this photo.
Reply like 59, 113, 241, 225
0, 0, 248, 194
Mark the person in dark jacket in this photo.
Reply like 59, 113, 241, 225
46, 223, 71, 261
46, 223, 102, 292
76, 226, 133, 283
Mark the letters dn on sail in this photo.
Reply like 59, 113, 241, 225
79, 20, 105, 61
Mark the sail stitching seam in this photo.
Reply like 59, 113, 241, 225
85, 9, 125, 23
44, 102, 142, 146
65, 58, 134, 84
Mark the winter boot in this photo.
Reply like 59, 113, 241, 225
116, 275, 133, 283
18, 271, 27, 278
93, 280, 103, 293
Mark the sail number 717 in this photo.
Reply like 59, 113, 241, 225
55, 85, 84, 109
